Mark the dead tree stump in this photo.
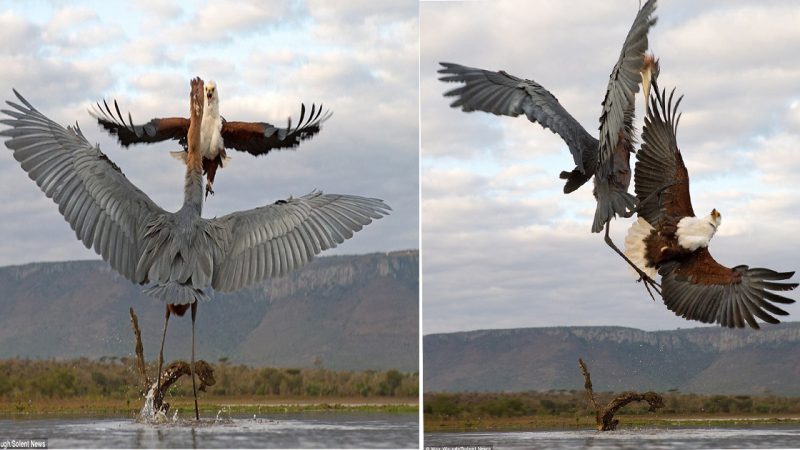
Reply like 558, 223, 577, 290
150, 360, 216, 414
129, 308, 149, 392
129, 307, 216, 414
578, 358, 664, 431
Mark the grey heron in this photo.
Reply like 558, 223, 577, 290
438, 0, 660, 296
1, 78, 390, 419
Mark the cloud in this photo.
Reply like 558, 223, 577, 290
134, 0, 184, 22
0, 1, 418, 270
163, 0, 302, 45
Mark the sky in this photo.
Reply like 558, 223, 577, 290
421, 0, 800, 333
0, 0, 419, 266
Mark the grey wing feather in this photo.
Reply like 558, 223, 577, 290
211, 191, 390, 292
660, 263, 796, 329
1, 90, 165, 283
597, 0, 657, 176
439, 62, 598, 172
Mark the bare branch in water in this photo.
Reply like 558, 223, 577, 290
129, 307, 149, 392
579, 358, 664, 431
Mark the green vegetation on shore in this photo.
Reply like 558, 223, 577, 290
424, 391, 800, 431
0, 358, 418, 415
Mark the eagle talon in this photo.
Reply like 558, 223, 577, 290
634, 271, 661, 301
205, 183, 214, 198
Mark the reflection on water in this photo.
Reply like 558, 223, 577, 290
425, 425, 800, 449
1, 412, 418, 448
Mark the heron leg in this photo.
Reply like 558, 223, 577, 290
191, 301, 199, 421
156, 305, 170, 399
604, 222, 662, 300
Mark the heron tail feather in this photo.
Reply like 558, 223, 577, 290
143, 282, 210, 304
592, 181, 637, 233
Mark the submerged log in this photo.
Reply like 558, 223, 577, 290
151, 360, 216, 414
578, 358, 664, 431
129, 307, 216, 415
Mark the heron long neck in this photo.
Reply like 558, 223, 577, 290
184, 88, 205, 216
182, 160, 204, 215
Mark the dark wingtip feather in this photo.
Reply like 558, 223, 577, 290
11, 89, 33, 110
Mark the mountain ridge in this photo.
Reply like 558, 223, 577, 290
0, 251, 418, 372
424, 323, 800, 395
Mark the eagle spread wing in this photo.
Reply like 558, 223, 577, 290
634, 85, 693, 225
89, 99, 190, 148
438, 62, 598, 179
634, 84, 796, 329
220, 103, 331, 156
90, 99, 330, 156
2, 90, 166, 284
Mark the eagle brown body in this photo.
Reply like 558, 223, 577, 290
624, 83, 796, 329
90, 88, 331, 198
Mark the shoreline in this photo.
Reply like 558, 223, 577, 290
2, 396, 419, 417
425, 414, 800, 432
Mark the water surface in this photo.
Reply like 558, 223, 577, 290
425, 425, 800, 449
2, 412, 418, 448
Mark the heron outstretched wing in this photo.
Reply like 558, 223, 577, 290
438, 62, 598, 172
211, 191, 390, 292
2, 90, 166, 283
221, 103, 332, 156
89, 99, 190, 148
597, 0, 657, 177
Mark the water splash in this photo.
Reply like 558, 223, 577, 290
214, 406, 233, 425
138, 383, 167, 423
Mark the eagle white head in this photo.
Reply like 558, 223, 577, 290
204, 80, 219, 112
709, 208, 722, 229
675, 208, 722, 251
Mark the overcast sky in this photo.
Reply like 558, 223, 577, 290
422, 0, 800, 333
0, 0, 418, 267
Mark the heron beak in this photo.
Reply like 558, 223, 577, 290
641, 54, 658, 115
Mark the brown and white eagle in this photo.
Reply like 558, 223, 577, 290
90, 80, 332, 197
623, 84, 797, 329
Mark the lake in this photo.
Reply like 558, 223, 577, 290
425, 424, 800, 449
1, 411, 418, 448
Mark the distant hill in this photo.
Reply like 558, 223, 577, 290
0, 251, 418, 372
424, 324, 800, 395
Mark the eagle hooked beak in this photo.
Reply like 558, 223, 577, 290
206, 90, 213, 100
641, 54, 659, 114
711, 209, 721, 220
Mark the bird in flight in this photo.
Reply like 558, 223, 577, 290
438, 0, 660, 293
90, 80, 331, 197
1, 78, 388, 419
623, 82, 796, 328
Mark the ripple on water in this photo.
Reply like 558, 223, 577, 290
1, 412, 419, 448
425, 425, 800, 450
